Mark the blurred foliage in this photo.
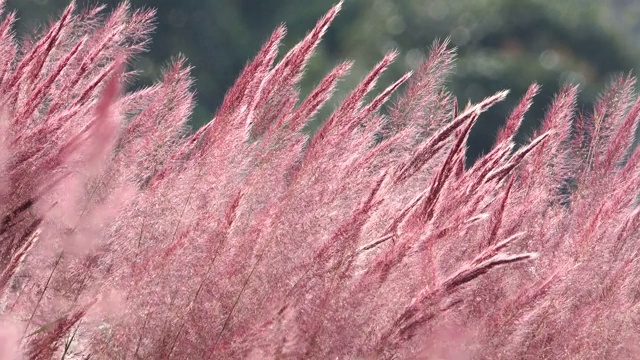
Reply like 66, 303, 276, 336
8, 0, 640, 161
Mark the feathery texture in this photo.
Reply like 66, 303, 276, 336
1, 2, 640, 359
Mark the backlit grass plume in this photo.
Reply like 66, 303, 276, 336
1, 1, 640, 359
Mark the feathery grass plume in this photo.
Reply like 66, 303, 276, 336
1, 1, 640, 359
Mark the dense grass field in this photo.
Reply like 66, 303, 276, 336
2, 1, 640, 359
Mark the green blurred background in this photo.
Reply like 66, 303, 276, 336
7, 0, 640, 162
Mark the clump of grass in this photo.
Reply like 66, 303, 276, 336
1, 1, 640, 359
